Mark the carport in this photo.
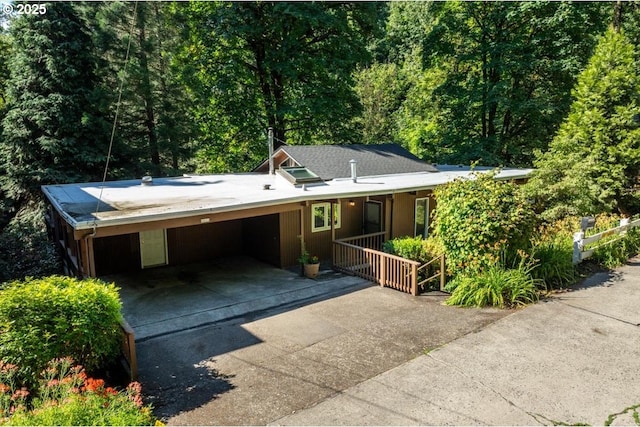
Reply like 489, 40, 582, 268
108, 256, 369, 341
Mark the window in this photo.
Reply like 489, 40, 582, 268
311, 202, 341, 232
415, 197, 430, 238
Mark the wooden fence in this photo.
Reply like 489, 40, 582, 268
333, 234, 446, 295
573, 217, 640, 264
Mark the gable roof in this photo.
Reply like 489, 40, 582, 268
257, 143, 438, 180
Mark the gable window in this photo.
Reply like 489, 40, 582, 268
415, 197, 430, 238
311, 202, 341, 232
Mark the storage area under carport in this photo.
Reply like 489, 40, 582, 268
92, 209, 302, 277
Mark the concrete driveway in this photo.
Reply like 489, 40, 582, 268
133, 276, 510, 424
129, 257, 640, 425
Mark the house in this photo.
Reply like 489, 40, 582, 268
41, 144, 531, 278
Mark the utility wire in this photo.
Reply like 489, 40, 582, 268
93, 1, 138, 223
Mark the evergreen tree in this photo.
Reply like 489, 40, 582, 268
524, 27, 640, 220
0, 2, 108, 205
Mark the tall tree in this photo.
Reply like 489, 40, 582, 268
90, 2, 196, 179
367, 1, 609, 166
177, 1, 379, 173
524, 27, 640, 220
0, 2, 108, 206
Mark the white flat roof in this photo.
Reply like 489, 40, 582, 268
42, 167, 532, 231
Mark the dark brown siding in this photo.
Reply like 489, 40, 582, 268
167, 220, 243, 265
94, 233, 141, 276
336, 198, 365, 239
242, 214, 280, 267
392, 192, 415, 238
391, 191, 434, 239
279, 210, 302, 267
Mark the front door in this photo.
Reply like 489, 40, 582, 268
140, 229, 168, 268
364, 201, 382, 234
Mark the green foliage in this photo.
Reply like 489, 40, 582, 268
0, 202, 61, 283
593, 227, 640, 269
0, 276, 122, 386
0, 2, 108, 204
525, 27, 640, 220
433, 171, 535, 274
383, 236, 427, 263
378, 1, 609, 166
529, 221, 576, 289
176, 2, 379, 172
0, 358, 155, 426
445, 264, 540, 308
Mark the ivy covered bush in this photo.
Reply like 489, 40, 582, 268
0, 276, 122, 386
433, 171, 535, 274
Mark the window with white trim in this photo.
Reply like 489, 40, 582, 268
311, 202, 341, 232
415, 197, 429, 238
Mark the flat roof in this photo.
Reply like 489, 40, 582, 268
42, 167, 532, 231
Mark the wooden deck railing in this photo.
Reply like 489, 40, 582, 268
333, 239, 421, 295
334, 231, 386, 251
333, 234, 447, 296
417, 254, 446, 292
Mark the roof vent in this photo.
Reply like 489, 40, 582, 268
141, 175, 153, 186
350, 159, 357, 183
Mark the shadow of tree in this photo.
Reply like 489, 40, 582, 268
136, 323, 262, 420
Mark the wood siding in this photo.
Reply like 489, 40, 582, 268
242, 214, 280, 267
390, 191, 434, 239
279, 210, 302, 267
167, 220, 243, 266
94, 234, 141, 276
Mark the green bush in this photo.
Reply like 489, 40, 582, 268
383, 236, 427, 262
433, 171, 535, 274
0, 276, 122, 385
593, 226, 640, 269
445, 264, 541, 308
0, 358, 155, 426
529, 220, 576, 289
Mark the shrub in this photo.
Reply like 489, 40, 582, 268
0, 358, 155, 426
445, 264, 541, 308
383, 236, 427, 263
433, 171, 535, 274
0, 276, 122, 386
0, 202, 61, 283
529, 221, 576, 289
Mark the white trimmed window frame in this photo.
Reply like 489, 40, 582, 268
311, 202, 341, 232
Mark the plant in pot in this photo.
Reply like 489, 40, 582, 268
298, 250, 320, 279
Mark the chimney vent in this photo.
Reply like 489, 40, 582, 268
350, 159, 358, 183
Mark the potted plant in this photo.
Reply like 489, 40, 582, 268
298, 250, 320, 279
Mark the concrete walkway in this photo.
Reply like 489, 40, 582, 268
135, 258, 640, 426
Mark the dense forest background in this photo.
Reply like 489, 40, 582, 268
0, 1, 639, 280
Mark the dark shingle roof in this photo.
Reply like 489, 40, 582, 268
277, 144, 437, 180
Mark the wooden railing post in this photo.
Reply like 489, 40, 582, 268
411, 262, 418, 296
379, 253, 386, 287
